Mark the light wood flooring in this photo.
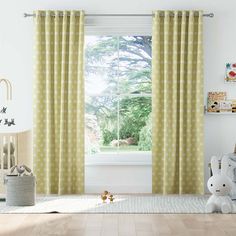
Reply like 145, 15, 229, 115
0, 214, 236, 236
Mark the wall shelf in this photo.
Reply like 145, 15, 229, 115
204, 105, 236, 115
205, 112, 236, 115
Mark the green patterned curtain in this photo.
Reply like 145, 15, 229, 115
33, 10, 84, 194
152, 11, 204, 194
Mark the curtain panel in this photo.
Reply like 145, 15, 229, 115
33, 10, 84, 194
152, 10, 204, 194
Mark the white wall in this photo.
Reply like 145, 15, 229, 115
85, 165, 152, 193
0, 0, 236, 193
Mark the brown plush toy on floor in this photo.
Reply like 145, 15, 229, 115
101, 190, 109, 203
108, 194, 115, 203
101, 194, 107, 203
101, 190, 115, 203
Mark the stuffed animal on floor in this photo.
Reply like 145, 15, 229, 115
101, 190, 115, 203
101, 190, 109, 203
108, 194, 115, 202
206, 156, 234, 213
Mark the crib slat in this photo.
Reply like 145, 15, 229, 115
7, 135, 10, 169
0, 134, 18, 170
15, 135, 18, 166
2, 136, 5, 170
0, 136, 2, 170
0, 132, 20, 194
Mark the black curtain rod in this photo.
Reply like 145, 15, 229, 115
24, 13, 214, 18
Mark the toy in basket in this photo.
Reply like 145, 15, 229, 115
4, 164, 35, 206
206, 156, 234, 213
10, 164, 33, 176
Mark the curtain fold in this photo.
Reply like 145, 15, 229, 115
152, 10, 204, 194
33, 10, 84, 194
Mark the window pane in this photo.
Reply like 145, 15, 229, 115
85, 96, 118, 155
85, 36, 118, 68
119, 66, 151, 94
118, 96, 152, 152
118, 36, 151, 94
85, 35, 152, 156
118, 36, 151, 70
85, 67, 118, 96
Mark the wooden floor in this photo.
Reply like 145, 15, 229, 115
0, 214, 236, 236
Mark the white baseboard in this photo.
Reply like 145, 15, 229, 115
85, 185, 152, 194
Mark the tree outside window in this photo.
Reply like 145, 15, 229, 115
85, 36, 152, 155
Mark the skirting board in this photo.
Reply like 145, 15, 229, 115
85, 185, 152, 194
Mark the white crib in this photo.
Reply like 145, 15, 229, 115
0, 133, 18, 193
0, 130, 32, 194
0, 133, 18, 170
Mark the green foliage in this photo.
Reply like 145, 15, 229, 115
102, 129, 117, 145
138, 114, 152, 151
85, 36, 152, 150
119, 97, 151, 144
119, 69, 151, 94
85, 114, 101, 155
85, 36, 118, 67
101, 97, 151, 145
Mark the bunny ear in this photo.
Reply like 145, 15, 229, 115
211, 156, 220, 175
10, 165, 16, 173
221, 155, 229, 175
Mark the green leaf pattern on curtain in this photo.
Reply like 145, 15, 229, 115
33, 10, 84, 194
152, 11, 204, 194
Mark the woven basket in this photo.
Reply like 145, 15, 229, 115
4, 175, 36, 206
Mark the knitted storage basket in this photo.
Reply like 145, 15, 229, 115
4, 175, 35, 206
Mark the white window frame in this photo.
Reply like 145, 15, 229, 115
84, 16, 152, 165
85, 15, 152, 36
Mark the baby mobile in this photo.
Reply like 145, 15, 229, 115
0, 79, 15, 127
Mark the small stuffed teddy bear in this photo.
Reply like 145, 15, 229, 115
101, 190, 109, 203
206, 156, 234, 213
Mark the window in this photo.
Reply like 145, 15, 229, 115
85, 36, 152, 156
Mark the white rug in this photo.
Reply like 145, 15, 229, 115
0, 194, 235, 214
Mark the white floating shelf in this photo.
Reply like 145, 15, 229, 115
205, 112, 236, 115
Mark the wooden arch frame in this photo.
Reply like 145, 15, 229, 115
0, 79, 12, 100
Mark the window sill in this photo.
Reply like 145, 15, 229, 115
85, 152, 152, 166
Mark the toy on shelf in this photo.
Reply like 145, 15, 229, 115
206, 156, 233, 213
207, 92, 226, 113
207, 92, 236, 113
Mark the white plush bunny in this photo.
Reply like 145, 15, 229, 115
206, 156, 234, 213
